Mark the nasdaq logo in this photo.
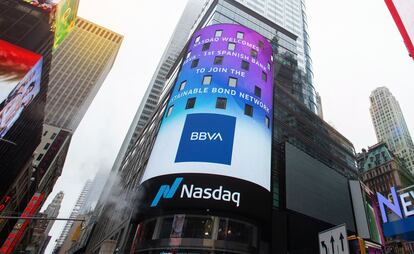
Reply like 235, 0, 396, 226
150, 177, 241, 207
190, 132, 223, 141
151, 177, 183, 207
176, 113, 236, 165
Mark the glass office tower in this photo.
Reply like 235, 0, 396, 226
86, 1, 358, 253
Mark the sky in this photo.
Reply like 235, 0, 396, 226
43, 0, 414, 253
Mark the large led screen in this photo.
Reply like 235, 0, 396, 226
53, 0, 79, 49
285, 143, 356, 231
21, 0, 79, 49
0, 40, 42, 138
385, 0, 414, 59
138, 24, 274, 220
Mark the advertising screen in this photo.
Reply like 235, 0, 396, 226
0, 40, 42, 138
138, 24, 274, 220
53, 0, 79, 49
385, 0, 414, 59
20, 0, 79, 49
285, 143, 356, 231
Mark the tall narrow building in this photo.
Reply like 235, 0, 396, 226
370, 87, 414, 174
53, 181, 92, 254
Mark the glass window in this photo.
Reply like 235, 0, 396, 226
254, 86, 261, 98
202, 75, 212, 85
236, 31, 244, 39
228, 42, 236, 51
36, 154, 44, 161
267, 62, 271, 70
182, 217, 213, 239
241, 60, 249, 70
186, 97, 196, 109
202, 43, 211, 51
166, 105, 174, 117
50, 133, 57, 139
215, 30, 223, 37
228, 77, 237, 87
191, 59, 199, 68
258, 40, 264, 49
216, 97, 227, 109
44, 143, 50, 150
179, 81, 186, 91
265, 116, 270, 128
244, 104, 253, 116
159, 217, 174, 239
138, 220, 156, 242
214, 56, 224, 65
262, 71, 267, 81
186, 51, 191, 59
194, 35, 201, 44
251, 49, 258, 59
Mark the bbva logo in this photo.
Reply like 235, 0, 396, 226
190, 132, 223, 141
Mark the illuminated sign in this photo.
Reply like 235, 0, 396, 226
0, 196, 11, 213
385, 0, 414, 60
53, 0, 79, 49
138, 24, 274, 220
0, 193, 44, 254
377, 187, 414, 238
150, 177, 241, 208
0, 40, 43, 138
20, 0, 79, 49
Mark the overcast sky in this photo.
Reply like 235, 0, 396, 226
43, 0, 414, 253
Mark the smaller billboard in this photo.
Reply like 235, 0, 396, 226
20, 0, 79, 49
385, 0, 414, 60
53, 0, 79, 49
0, 40, 43, 138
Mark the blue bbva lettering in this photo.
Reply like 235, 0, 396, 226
190, 132, 223, 141
151, 178, 183, 207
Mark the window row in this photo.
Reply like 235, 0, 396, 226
178, 77, 262, 97
166, 97, 270, 128
190, 57, 268, 81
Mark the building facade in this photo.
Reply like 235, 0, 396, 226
45, 17, 123, 131
85, 1, 364, 253
357, 142, 414, 196
53, 180, 92, 254
369, 87, 414, 174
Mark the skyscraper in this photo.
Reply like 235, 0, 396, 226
53, 180, 92, 254
109, 0, 208, 176
369, 87, 414, 174
46, 17, 123, 131
24, 191, 65, 254
86, 1, 365, 253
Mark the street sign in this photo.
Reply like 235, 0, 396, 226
318, 224, 349, 254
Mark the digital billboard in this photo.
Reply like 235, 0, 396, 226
385, 0, 414, 60
138, 24, 274, 220
0, 40, 43, 138
53, 0, 79, 49
21, 0, 79, 49
285, 143, 356, 231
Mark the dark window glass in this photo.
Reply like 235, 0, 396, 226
262, 71, 267, 81
44, 143, 50, 150
191, 59, 199, 68
244, 104, 253, 116
138, 220, 156, 242
214, 56, 224, 65
202, 43, 211, 51
258, 40, 264, 49
254, 86, 261, 98
241, 60, 249, 70
50, 133, 57, 139
159, 217, 174, 239
216, 97, 227, 109
182, 217, 213, 239
36, 154, 44, 161
186, 97, 196, 109
251, 49, 258, 58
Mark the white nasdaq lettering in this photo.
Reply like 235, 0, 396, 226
193, 187, 203, 198
203, 188, 212, 199
213, 186, 223, 200
180, 184, 240, 207
232, 192, 240, 207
